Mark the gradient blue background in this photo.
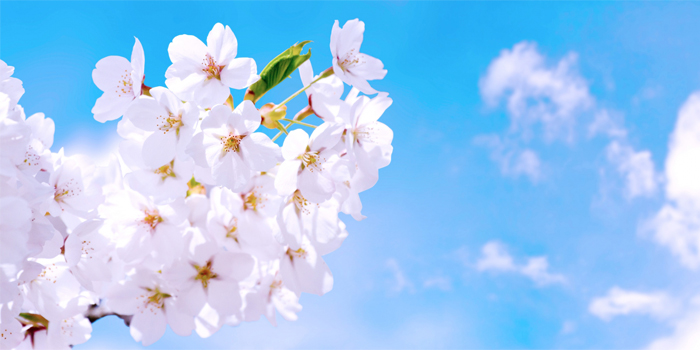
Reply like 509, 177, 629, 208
3, 1, 700, 348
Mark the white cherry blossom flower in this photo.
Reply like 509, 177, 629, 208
330, 19, 387, 94
189, 101, 280, 191
275, 123, 344, 203
92, 37, 145, 122
124, 87, 199, 168
107, 269, 194, 346
165, 23, 259, 108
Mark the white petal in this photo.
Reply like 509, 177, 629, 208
298, 170, 334, 203
221, 58, 258, 90
310, 122, 343, 151
142, 131, 177, 167
92, 56, 131, 92
240, 133, 281, 172
130, 308, 167, 346
207, 23, 238, 65
358, 93, 392, 125
125, 96, 165, 132
168, 35, 208, 67
194, 78, 230, 109
275, 160, 302, 196
130, 37, 145, 94
281, 129, 309, 160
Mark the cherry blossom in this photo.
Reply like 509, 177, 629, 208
2, 18, 394, 348
165, 23, 259, 108
92, 38, 145, 123
330, 19, 387, 94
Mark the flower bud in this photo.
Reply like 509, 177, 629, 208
260, 102, 287, 129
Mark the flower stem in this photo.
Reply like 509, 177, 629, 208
281, 118, 316, 128
274, 67, 334, 111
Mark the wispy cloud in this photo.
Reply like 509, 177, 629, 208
385, 258, 415, 295
423, 276, 452, 292
645, 296, 700, 350
476, 241, 565, 286
645, 92, 700, 269
480, 41, 593, 142
588, 287, 676, 321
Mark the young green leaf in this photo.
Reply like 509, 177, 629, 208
245, 41, 312, 103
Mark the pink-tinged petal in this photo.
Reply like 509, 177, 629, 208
179, 284, 207, 316
221, 58, 259, 90
345, 72, 377, 95
356, 121, 393, 147
298, 170, 334, 203
337, 19, 364, 57
194, 79, 229, 109
91, 93, 131, 123
351, 53, 387, 81
92, 56, 131, 92
142, 131, 177, 168
207, 280, 242, 316
358, 93, 392, 125
310, 93, 344, 122
331, 58, 348, 85
329, 20, 341, 59
282, 129, 309, 160
207, 23, 238, 65
310, 122, 343, 151
125, 96, 165, 132
202, 105, 232, 130
213, 153, 250, 191
25, 113, 54, 148
298, 60, 314, 95
168, 34, 208, 67
150, 87, 182, 114
130, 308, 166, 346
235, 100, 261, 134
213, 251, 254, 280
240, 133, 280, 171
186, 132, 208, 167
131, 37, 145, 95
275, 160, 302, 196
165, 62, 206, 102
164, 299, 195, 336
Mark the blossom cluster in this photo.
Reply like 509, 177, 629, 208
0, 19, 392, 348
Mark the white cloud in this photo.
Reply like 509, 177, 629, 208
477, 241, 516, 272
480, 41, 593, 142
423, 276, 452, 292
588, 109, 627, 139
520, 257, 566, 286
645, 297, 700, 350
476, 135, 542, 182
476, 241, 565, 286
386, 258, 414, 294
588, 287, 675, 321
647, 92, 700, 269
606, 140, 659, 198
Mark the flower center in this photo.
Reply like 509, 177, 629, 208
202, 54, 225, 80
116, 69, 134, 97
286, 247, 308, 261
242, 186, 266, 211
54, 178, 80, 203
144, 287, 171, 308
299, 150, 323, 172
338, 49, 361, 72
194, 260, 218, 289
220, 133, 244, 153
142, 208, 163, 231
292, 190, 311, 215
225, 218, 239, 242
154, 160, 176, 181
157, 112, 183, 135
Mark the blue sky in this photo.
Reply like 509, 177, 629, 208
4, 1, 700, 348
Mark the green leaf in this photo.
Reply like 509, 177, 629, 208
246, 41, 312, 103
